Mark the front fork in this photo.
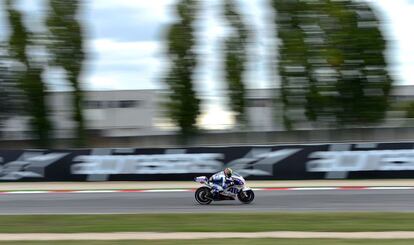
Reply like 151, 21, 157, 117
240, 187, 251, 197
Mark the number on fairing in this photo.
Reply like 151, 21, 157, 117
228, 187, 238, 194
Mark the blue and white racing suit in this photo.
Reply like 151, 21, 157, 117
209, 171, 233, 197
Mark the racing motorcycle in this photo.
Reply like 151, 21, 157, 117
194, 174, 255, 205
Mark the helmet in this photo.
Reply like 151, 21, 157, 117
224, 168, 233, 178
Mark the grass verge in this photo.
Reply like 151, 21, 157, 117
0, 212, 413, 233
2, 239, 414, 245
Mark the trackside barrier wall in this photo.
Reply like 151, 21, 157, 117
1, 142, 414, 181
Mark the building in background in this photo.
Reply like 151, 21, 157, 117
1, 86, 414, 140
245, 89, 282, 131
245, 86, 414, 130
1, 90, 166, 139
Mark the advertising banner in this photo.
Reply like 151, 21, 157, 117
1, 142, 414, 181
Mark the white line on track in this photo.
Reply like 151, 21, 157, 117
143, 189, 192, 192
3, 231, 414, 240
0, 186, 414, 195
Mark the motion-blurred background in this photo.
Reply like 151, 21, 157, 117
0, 0, 412, 148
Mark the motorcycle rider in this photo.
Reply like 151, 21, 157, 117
209, 168, 234, 199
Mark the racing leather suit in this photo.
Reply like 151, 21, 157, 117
209, 171, 233, 198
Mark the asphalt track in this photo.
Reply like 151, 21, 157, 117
1, 189, 414, 214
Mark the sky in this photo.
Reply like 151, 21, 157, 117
77, 0, 413, 92
371, 0, 414, 87
2, 0, 414, 128
82, 0, 274, 98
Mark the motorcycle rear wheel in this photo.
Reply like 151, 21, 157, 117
195, 187, 213, 205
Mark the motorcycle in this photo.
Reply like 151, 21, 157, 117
194, 174, 255, 205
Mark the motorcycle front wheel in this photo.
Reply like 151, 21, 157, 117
195, 187, 213, 205
238, 189, 255, 204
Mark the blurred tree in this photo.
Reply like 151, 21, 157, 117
5, 0, 52, 146
328, 0, 392, 126
164, 0, 201, 138
405, 101, 414, 119
271, 0, 309, 130
222, 0, 250, 127
46, 0, 86, 146
272, 0, 392, 129
0, 44, 24, 133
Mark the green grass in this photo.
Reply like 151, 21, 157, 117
0, 212, 414, 233
2, 239, 414, 245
